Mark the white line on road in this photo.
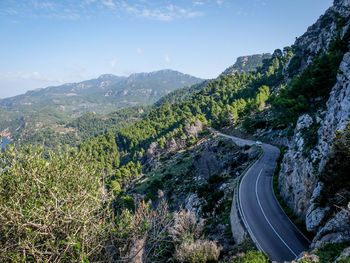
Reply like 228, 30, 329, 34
239, 160, 266, 254
255, 168, 298, 258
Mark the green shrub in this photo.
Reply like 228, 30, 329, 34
272, 30, 349, 125
338, 257, 350, 263
208, 173, 225, 184
0, 147, 113, 262
301, 120, 320, 157
233, 250, 269, 263
120, 195, 136, 211
145, 178, 164, 201
318, 122, 350, 208
287, 55, 302, 76
188, 135, 197, 146
316, 243, 350, 263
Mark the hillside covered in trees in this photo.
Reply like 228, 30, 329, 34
1, 0, 350, 262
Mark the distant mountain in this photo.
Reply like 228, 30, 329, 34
0, 69, 202, 140
222, 53, 272, 75
0, 69, 202, 116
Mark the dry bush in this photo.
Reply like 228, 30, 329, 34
0, 147, 113, 262
108, 199, 174, 262
174, 239, 221, 263
171, 208, 204, 242
171, 208, 221, 263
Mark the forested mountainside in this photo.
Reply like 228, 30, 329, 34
0, 69, 202, 115
1, 0, 350, 262
0, 69, 202, 143
154, 53, 271, 108
1, 55, 267, 151
11, 105, 152, 150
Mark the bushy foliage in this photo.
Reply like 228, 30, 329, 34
232, 250, 269, 263
108, 161, 142, 196
79, 131, 120, 171
301, 120, 320, 157
145, 178, 164, 201
316, 243, 350, 263
0, 147, 113, 262
110, 199, 176, 262
272, 29, 350, 125
318, 122, 350, 208
171, 209, 204, 242
8, 106, 151, 151
0, 147, 178, 262
171, 209, 221, 263
174, 239, 221, 263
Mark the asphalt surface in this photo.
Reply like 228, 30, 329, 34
216, 131, 310, 262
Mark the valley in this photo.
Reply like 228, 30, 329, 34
1, 0, 350, 262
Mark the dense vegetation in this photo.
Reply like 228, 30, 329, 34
154, 81, 209, 107
0, 147, 113, 262
0, 70, 201, 150
9, 106, 151, 151
318, 122, 350, 209
0, 145, 224, 262
271, 27, 350, 126
1, 6, 350, 261
106, 48, 292, 161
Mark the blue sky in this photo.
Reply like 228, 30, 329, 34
0, 0, 332, 98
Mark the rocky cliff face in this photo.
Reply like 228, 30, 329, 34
278, 0, 350, 246
280, 52, 350, 246
291, 0, 350, 73
222, 54, 272, 75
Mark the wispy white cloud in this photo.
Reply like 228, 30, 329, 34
109, 58, 117, 68
0, 71, 58, 82
124, 3, 204, 21
217, 0, 223, 5
32, 1, 56, 10
136, 48, 142, 55
1, 0, 206, 21
164, 54, 170, 63
84, 0, 97, 4
102, 0, 115, 9
193, 1, 204, 7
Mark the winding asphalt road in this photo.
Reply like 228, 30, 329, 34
215, 131, 310, 262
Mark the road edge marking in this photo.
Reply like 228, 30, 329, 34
269, 147, 312, 244
255, 168, 298, 258
238, 156, 266, 254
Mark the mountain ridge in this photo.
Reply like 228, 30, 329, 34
0, 69, 202, 143
15, 69, 201, 99
222, 53, 272, 75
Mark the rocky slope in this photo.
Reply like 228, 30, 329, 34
278, 0, 350, 248
128, 124, 260, 260
287, 0, 350, 77
222, 53, 272, 75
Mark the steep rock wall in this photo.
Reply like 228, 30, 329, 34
277, 0, 350, 246
279, 51, 350, 244
292, 0, 350, 72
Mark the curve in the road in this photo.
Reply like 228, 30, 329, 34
215, 131, 310, 262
